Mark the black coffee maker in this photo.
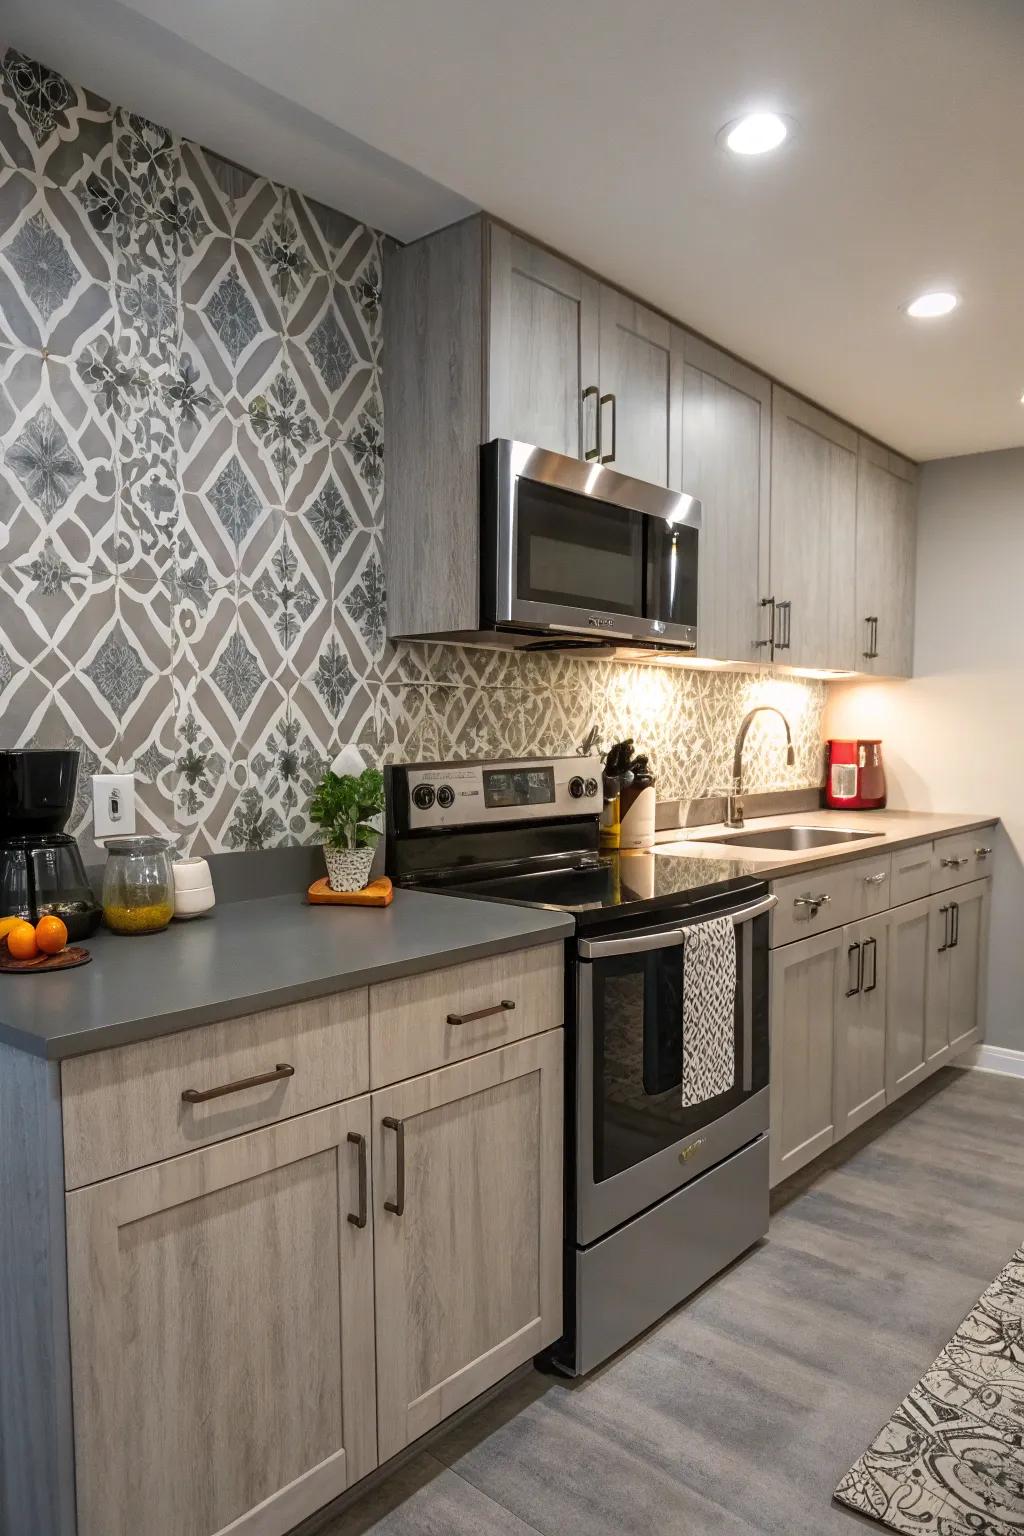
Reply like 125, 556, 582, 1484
0, 749, 102, 940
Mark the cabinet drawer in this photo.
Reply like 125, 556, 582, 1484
771, 854, 891, 947
62, 990, 370, 1189
891, 843, 934, 905
932, 832, 995, 892
370, 942, 564, 1088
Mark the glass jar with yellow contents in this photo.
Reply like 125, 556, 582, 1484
102, 836, 175, 935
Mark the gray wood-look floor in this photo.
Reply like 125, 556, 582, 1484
298, 1067, 1024, 1536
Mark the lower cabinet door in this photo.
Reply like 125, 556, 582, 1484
885, 897, 932, 1102
925, 896, 953, 1070
834, 914, 888, 1138
770, 930, 842, 1187
67, 1099, 377, 1536
947, 880, 990, 1057
372, 1031, 563, 1462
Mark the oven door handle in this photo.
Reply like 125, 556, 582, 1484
578, 892, 777, 958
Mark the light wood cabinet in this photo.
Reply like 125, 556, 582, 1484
680, 334, 771, 662
596, 286, 682, 486
855, 438, 917, 676
768, 387, 859, 669
372, 1031, 563, 1461
929, 880, 989, 1062
487, 226, 600, 460
835, 914, 888, 1138
884, 896, 931, 1103
66, 1099, 378, 1536
769, 930, 842, 1185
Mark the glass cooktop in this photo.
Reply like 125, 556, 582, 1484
436, 849, 765, 928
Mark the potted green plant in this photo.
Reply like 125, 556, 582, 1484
309, 767, 386, 892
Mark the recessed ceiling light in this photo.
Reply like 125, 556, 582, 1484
720, 112, 790, 156
904, 290, 959, 319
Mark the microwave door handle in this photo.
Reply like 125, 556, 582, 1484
599, 392, 617, 465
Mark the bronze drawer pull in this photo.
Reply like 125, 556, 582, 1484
446, 999, 516, 1026
383, 1116, 405, 1215
181, 1063, 295, 1104
347, 1131, 368, 1229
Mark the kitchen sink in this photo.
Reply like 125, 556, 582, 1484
694, 825, 881, 851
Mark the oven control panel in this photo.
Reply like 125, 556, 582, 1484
398, 756, 603, 830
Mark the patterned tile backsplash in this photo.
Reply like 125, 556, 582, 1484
0, 47, 827, 858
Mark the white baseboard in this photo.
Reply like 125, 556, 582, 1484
961, 1043, 1024, 1079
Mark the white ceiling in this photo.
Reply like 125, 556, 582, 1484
9, 0, 1024, 460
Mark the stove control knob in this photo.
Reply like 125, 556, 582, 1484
584, 777, 599, 798
412, 784, 436, 811
436, 784, 455, 809
568, 776, 586, 799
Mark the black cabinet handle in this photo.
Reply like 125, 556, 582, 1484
599, 392, 617, 464
756, 596, 776, 653
863, 936, 878, 993
776, 600, 792, 650
383, 1115, 405, 1216
863, 615, 879, 660
845, 941, 862, 997
582, 384, 600, 461
938, 905, 951, 952
347, 1131, 367, 1228
950, 901, 960, 949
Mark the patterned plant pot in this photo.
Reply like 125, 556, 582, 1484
324, 846, 375, 893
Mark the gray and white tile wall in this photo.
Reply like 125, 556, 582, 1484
0, 47, 826, 857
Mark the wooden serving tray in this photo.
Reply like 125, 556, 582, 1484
0, 938, 92, 973
307, 875, 394, 908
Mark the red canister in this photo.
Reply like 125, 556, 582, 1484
824, 740, 886, 810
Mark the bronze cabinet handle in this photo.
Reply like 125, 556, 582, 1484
582, 384, 600, 461
383, 1116, 405, 1215
446, 999, 515, 1026
347, 1131, 368, 1229
181, 1063, 294, 1104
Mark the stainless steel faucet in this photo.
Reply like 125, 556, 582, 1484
724, 707, 796, 828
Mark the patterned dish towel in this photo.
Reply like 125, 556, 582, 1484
681, 915, 737, 1106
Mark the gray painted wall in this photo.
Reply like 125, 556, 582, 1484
830, 446, 1024, 1050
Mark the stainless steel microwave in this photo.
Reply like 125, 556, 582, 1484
480, 440, 702, 652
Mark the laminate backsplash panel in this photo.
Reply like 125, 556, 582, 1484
0, 46, 825, 855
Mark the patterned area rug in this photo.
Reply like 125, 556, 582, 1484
835, 1242, 1024, 1533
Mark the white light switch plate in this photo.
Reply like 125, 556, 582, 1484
92, 773, 136, 839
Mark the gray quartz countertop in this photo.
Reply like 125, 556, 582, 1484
0, 889, 574, 1062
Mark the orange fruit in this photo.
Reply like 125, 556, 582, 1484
0, 915, 24, 941
35, 915, 68, 955
6, 920, 39, 960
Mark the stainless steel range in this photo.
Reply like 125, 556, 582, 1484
385, 755, 775, 1375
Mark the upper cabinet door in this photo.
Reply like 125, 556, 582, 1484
597, 286, 682, 487
770, 387, 858, 669
487, 225, 600, 460
680, 334, 770, 661
855, 438, 918, 677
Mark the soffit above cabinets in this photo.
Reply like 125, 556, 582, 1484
9, 0, 1024, 460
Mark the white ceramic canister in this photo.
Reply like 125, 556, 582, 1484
172, 856, 216, 919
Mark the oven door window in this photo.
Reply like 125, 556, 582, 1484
590, 920, 768, 1183
646, 518, 698, 630
515, 478, 644, 617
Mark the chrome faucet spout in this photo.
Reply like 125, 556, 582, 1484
725, 707, 796, 828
